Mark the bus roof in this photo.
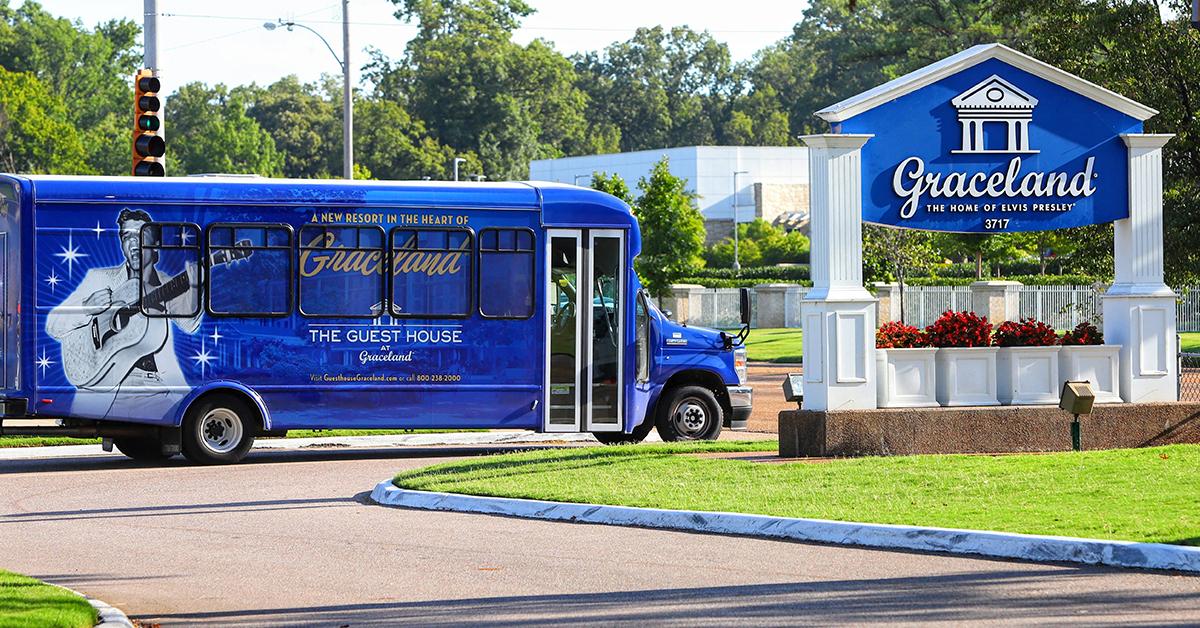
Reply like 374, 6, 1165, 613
5, 175, 636, 229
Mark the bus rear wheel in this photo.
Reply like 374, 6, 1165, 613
181, 396, 256, 465
113, 436, 172, 461
655, 385, 723, 442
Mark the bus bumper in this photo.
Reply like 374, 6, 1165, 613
726, 386, 752, 430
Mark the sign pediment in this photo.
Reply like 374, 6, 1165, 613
952, 75, 1037, 110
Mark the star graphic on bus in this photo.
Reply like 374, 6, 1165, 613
45, 272, 60, 290
191, 340, 216, 377
36, 350, 54, 376
209, 327, 223, 344
90, 221, 106, 238
53, 233, 87, 279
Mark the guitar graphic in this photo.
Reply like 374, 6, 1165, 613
60, 243, 252, 390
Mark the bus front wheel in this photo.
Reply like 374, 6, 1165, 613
655, 385, 722, 442
181, 395, 256, 465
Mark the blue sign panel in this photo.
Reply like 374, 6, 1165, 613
836, 58, 1143, 232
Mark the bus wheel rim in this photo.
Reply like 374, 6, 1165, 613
199, 408, 242, 454
673, 400, 708, 436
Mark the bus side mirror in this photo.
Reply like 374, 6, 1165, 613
739, 288, 751, 326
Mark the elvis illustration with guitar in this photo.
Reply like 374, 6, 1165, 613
46, 208, 248, 419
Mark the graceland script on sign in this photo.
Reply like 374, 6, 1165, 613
892, 156, 1096, 219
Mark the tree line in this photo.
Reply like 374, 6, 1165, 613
0, 0, 1197, 284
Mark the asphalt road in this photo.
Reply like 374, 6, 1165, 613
3, 447, 1199, 626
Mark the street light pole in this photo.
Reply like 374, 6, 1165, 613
263, 9, 353, 179
453, 157, 466, 181
732, 170, 749, 272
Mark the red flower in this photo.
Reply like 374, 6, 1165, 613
993, 318, 1058, 347
1060, 322, 1104, 346
925, 310, 993, 347
876, 321, 929, 348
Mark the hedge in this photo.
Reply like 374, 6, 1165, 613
682, 265, 810, 281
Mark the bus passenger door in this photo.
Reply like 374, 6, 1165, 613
545, 229, 625, 433
0, 232, 9, 390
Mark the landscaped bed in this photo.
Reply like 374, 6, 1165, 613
392, 441, 1200, 546
0, 570, 95, 628
739, 328, 1200, 363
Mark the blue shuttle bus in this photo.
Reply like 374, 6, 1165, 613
0, 175, 751, 463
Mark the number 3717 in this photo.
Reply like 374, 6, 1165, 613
984, 219, 1010, 230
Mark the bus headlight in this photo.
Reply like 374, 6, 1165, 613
734, 346, 747, 384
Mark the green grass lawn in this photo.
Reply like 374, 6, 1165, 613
393, 441, 1200, 545
1183, 331, 1200, 353
740, 328, 803, 363
0, 570, 96, 628
0, 428, 475, 449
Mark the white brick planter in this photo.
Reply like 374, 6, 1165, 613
876, 348, 939, 408
997, 346, 1061, 405
935, 347, 999, 406
1059, 344, 1122, 404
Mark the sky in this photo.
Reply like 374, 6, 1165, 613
36, 0, 807, 90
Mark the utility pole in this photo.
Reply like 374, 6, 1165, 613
144, 0, 162, 171
342, 0, 353, 179
453, 157, 465, 181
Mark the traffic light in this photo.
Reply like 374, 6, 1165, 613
132, 69, 165, 176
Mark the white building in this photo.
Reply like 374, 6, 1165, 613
529, 146, 810, 242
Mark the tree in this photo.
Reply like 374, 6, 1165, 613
0, 67, 89, 173
996, 0, 1200, 285
706, 237, 762, 268
633, 157, 706, 298
574, 26, 741, 152
354, 97, 477, 180
749, 0, 1027, 136
371, 0, 590, 180
0, 1, 140, 174
165, 82, 284, 176
590, 171, 633, 204
863, 225, 936, 323
239, 76, 340, 178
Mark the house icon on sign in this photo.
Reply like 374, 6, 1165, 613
951, 75, 1039, 154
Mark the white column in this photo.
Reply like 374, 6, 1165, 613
960, 120, 970, 152
1006, 120, 1016, 152
972, 120, 983, 152
799, 134, 876, 411
1104, 133, 1176, 402
1019, 120, 1030, 151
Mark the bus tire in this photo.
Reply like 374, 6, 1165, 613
113, 436, 172, 461
592, 419, 654, 445
655, 385, 723, 442
181, 395, 256, 465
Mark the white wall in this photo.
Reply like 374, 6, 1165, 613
530, 146, 809, 222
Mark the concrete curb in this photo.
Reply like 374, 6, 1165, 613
371, 481, 1200, 574
51, 583, 132, 628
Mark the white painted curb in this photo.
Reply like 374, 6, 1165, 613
51, 583, 132, 628
371, 480, 1200, 574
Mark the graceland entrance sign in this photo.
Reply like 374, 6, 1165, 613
799, 44, 1178, 411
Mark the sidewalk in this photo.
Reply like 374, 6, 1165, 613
0, 429, 776, 460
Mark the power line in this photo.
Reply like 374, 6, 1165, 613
159, 12, 792, 35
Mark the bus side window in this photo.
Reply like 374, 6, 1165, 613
391, 227, 472, 318
298, 225, 385, 318
139, 222, 202, 319
478, 228, 535, 319
207, 223, 293, 317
